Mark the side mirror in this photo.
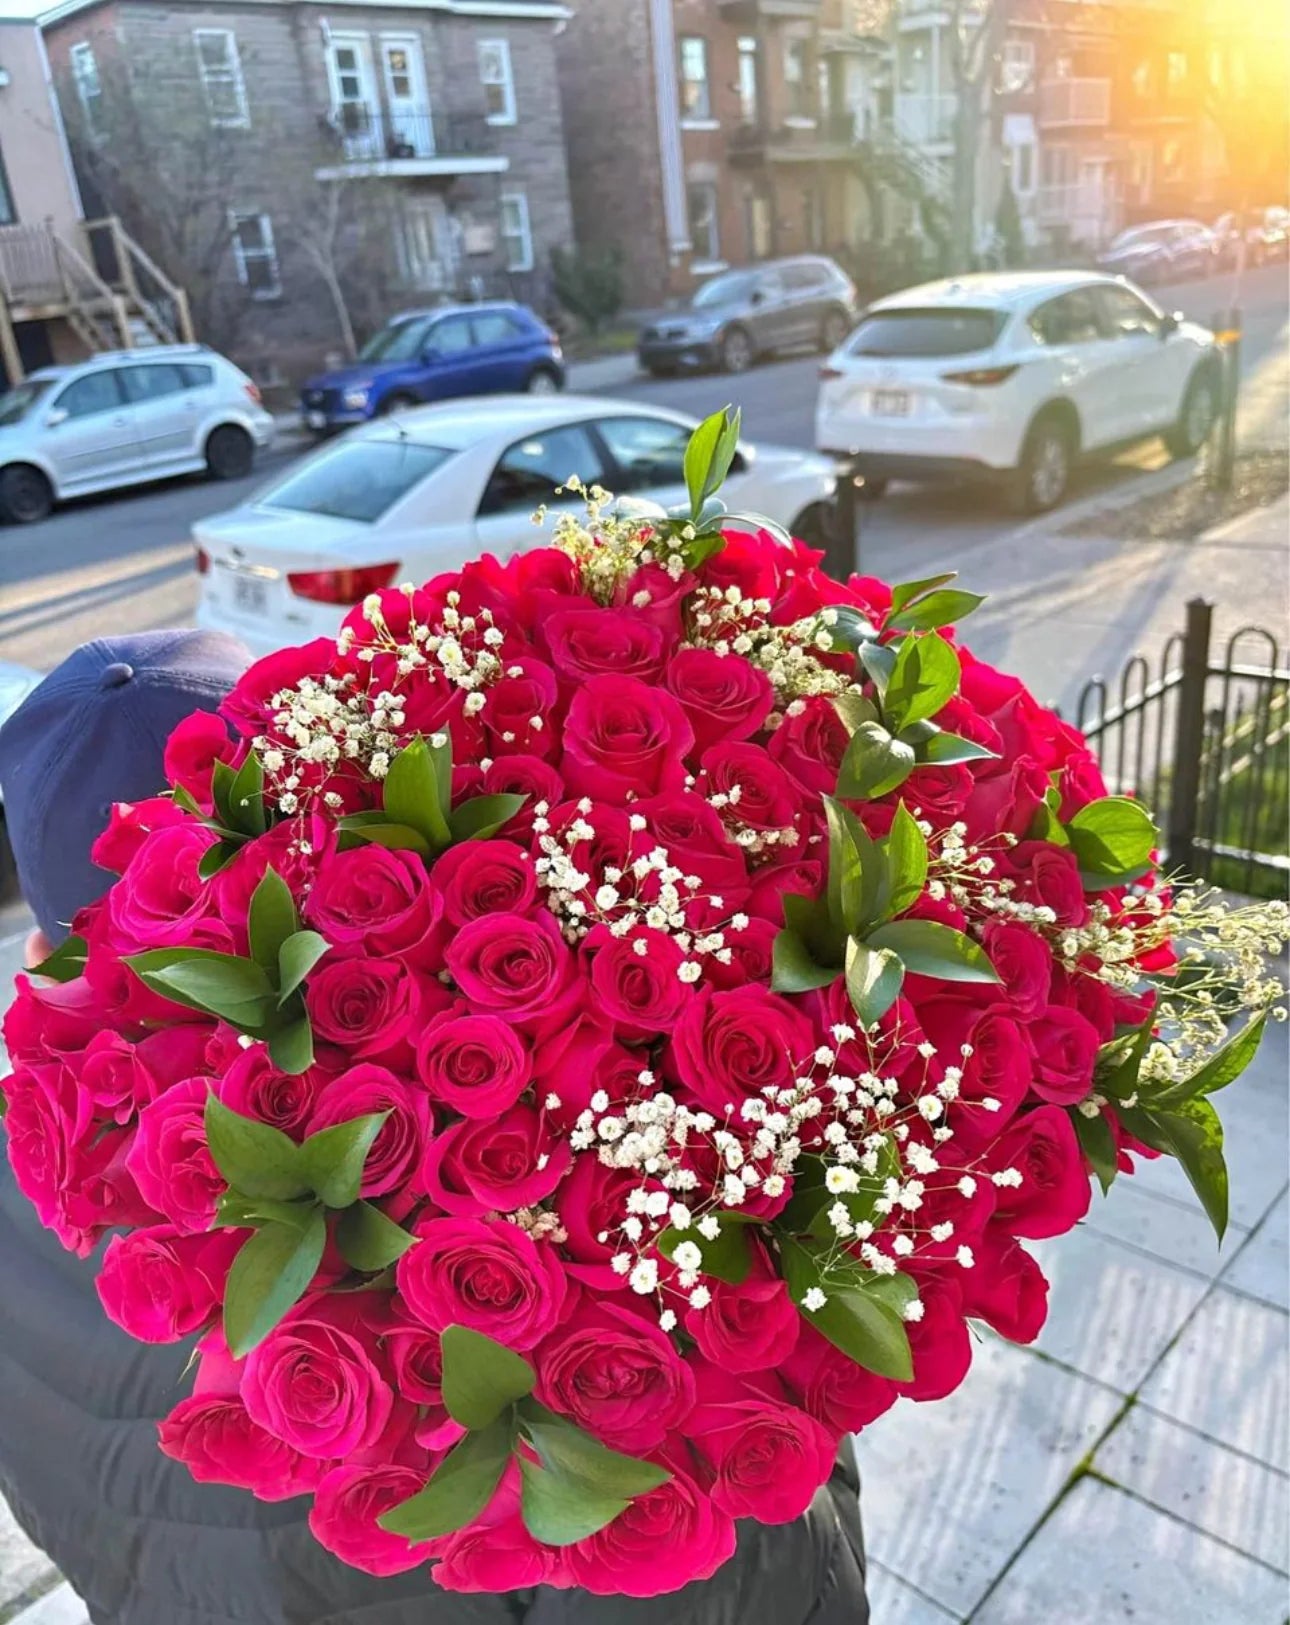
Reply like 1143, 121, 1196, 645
1159, 313, 1181, 339
44, 407, 69, 428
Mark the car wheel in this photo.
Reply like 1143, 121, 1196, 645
859, 476, 889, 502
379, 392, 419, 416
204, 425, 255, 481
719, 326, 754, 374
526, 366, 562, 396
0, 463, 54, 524
820, 309, 850, 353
1013, 413, 1074, 514
1166, 369, 1220, 459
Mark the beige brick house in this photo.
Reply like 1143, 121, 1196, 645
41, 0, 577, 382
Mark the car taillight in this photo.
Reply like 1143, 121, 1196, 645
819, 364, 845, 380
194, 546, 210, 575
941, 365, 1019, 386
244, 381, 262, 405
287, 562, 400, 605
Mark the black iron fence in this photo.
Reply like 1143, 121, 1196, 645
1073, 598, 1289, 895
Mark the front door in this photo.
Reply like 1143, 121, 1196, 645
326, 33, 381, 158
380, 34, 432, 157
44, 369, 142, 490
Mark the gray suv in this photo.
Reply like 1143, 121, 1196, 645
638, 256, 858, 376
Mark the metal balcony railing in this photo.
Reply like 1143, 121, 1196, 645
1039, 77, 1112, 128
320, 107, 496, 166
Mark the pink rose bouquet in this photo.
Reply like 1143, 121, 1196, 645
5, 410, 1285, 1597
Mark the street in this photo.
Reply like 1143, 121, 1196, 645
0, 266, 1285, 687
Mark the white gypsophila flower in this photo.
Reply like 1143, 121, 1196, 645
670, 1240, 703, 1273
801, 1287, 828, 1312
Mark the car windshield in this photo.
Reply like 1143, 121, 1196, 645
357, 317, 436, 364
0, 378, 55, 428
691, 272, 757, 310
259, 439, 453, 523
848, 309, 1003, 357
1112, 225, 1180, 250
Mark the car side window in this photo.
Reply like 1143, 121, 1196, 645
781, 263, 827, 292
479, 424, 607, 516
598, 416, 690, 491
1029, 290, 1105, 347
427, 316, 475, 356
180, 362, 215, 388
471, 312, 522, 347
54, 370, 125, 419
754, 271, 783, 304
1096, 286, 1161, 339
120, 364, 188, 404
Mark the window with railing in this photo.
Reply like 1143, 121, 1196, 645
193, 29, 249, 128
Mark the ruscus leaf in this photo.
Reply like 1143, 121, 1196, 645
126, 948, 275, 1028
301, 1111, 390, 1208
887, 588, 985, 633
1071, 1108, 1119, 1196
448, 793, 528, 843
277, 931, 330, 1004
866, 919, 1001, 984
247, 867, 298, 980
223, 1207, 326, 1358
379, 1418, 513, 1541
883, 631, 961, 730
518, 1457, 629, 1547
519, 1401, 671, 1499
29, 933, 88, 983
884, 802, 928, 918
771, 928, 839, 994
778, 1235, 914, 1382
204, 1093, 310, 1201
836, 722, 916, 800
439, 1324, 536, 1430
844, 937, 905, 1028
656, 1214, 753, 1284
335, 1201, 418, 1271
383, 736, 451, 850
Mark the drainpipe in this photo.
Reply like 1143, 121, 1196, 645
648, 0, 690, 264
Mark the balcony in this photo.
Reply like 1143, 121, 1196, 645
1039, 77, 1112, 129
892, 91, 956, 146
314, 109, 508, 180
728, 110, 864, 165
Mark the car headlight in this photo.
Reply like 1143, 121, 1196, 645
342, 388, 370, 410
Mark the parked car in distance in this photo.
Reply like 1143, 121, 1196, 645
1097, 220, 1218, 285
1213, 207, 1289, 267
299, 303, 565, 434
815, 271, 1221, 513
195, 396, 839, 655
0, 346, 274, 525
637, 256, 859, 376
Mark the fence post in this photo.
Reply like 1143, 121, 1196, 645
1166, 597, 1214, 875
828, 457, 862, 579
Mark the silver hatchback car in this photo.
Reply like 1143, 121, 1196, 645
0, 345, 275, 524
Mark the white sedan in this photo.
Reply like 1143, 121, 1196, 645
815, 271, 1221, 512
195, 396, 839, 656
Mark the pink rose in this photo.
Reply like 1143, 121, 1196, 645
690, 1371, 836, 1525
429, 840, 536, 927
535, 1300, 695, 1452
423, 1107, 571, 1216
1030, 1005, 1102, 1105
3, 1061, 93, 1247
384, 1299, 445, 1405
306, 1066, 433, 1198
588, 928, 695, 1039
543, 604, 667, 685
684, 1241, 800, 1373
766, 694, 850, 796
561, 675, 694, 804
960, 1224, 1050, 1343
305, 955, 420, 1061
434, 1510, 552, 1593
416, 1011, 531, 1118
989, 1106, 1092, 1238
158, 1394, 325, 1501
309, 1464, 441, 1576
396, 1216, 566, 1350
670, 986, 816, 1116
241, 1300, 395, 1459
665, 647, 774, 754
127, 1077, 223, 1234
444, 910, 578, 1027
980, 920, 1053, 1020
218, 1046, 325, 1138
107, 823, 222, 949
163, 709, 238, 808
554, 1154, 645, 1288
97, 1225, 240, 1343
90, 795, 190, 877
782, 1326, 897, 1434
305, 846, 438, 958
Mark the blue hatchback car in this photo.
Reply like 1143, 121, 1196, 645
299, 302, 564, 432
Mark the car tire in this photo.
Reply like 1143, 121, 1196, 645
204, 425, 255, 482
0, 463, 54, 525
789, 501, 837, 550
719, 325, 754, 374
526, 366, 562, 396
819, 309, 850, 352
379, 392, 419, 416
1012, 411, 1075, 514
1166, 368, 1220, 459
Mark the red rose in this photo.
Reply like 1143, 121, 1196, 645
554, 1153, 645, 1288
690, 1369, 836, 1524
158, 1393, 325, 1501
685, 1240, 800, 1372
633, 793, 750, 899
396, 1216, 567, 1350
665, 647, 774, 754
960, 1224, 1049, 1343
766, 695, 850, 797
1058, 746, 1110, 820
1030, 1005, 1102, 1105
79, 1030, 161, 1124
481, 656, 560, 760
423, 1106, 570, 1215
218, 1046, 326, 1139
611, 561, 693, 640
306, 1066, 433, 1198
669, 985, 816, 1116
917, 1000, 1034, 1141
535, 1299, 696, 1452
963, 756, 1050, 842
703, 914, 777, 989
781, 1325, 897, 1434
981, 919, 1053, 1020
212, 823, 323, 932
4, 1061, 93, 1244
530, 1015, 618, 1129
126, 1076, 222, 1234
305, 956, 420, 1062
305, 846, 439, 959
97, 1225, 240, 1343
700, 741, 805, 833
107, 823, 222, 950
434, 1505, 552, 1593
384, 1299, 445, 1405
561, 675, 694, 804
905, 762, 975, 823
543, 604, 668, 685
588, 928, 695, 1039
478, 754, 564, 838
898, 1273, 971, 1401
220, 637, 335, 738
1003, 840, 1089, 927
90, 795, 190, 876
428, 840, 536, 926
162, 709, 237, 808
444, 910, 578, 1028
989, 1105, 1091, 1239
309, 1464, 441, 1577
416, 1011, 531, 1118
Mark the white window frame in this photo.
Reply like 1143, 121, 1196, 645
1001, 38, 1035, 93
69, 41, 102, 138
478, 38, 516, 127
500, 190, 533, 272
193, 29, 250, 129
687, 180, 720, 267
678, 35, 711, 123
229, 211, 281, 301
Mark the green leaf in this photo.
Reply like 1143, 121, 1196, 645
779, 1142, 899, 1239
866, 919, 1000, 984
887, 589, 985, 633
772, 928, 839, 994
883, 631, 961, 730
824, 794, 881, 931
379, 1418, 513, 1541
301, 1111, 389, 1208
126, 948, 276, 1028
267, 1016, 314, 1076
918, 731, 998, 767
215, 1190, 318, 1230
1154, 1011, 1268, 1106
656, 1214, 753, 1284
335, 1200, 418, 1271
782, 890, 846, 970
1066, 796, 1158, 889
247, 867, 298, 980
204, 1093, 310, 1201
778, 1235, 913, 1382
197, 839, 245, 879
683, 407, 741, 518
844, 936, 905, 1028
223, 1208, 326, 1358
820, 607, 880, 654
383, 736, 451, 850
888, 572, 958, 616
837, 722, 916, 800
519, 1402, 670, 1499
171, 784, 205, 817
277, 931, 330, 1004
1149, 1098, 1229, 1242
29, 933, 88, 983
438, 1323, 537, 1429
884, 802, 928, 918
832, 689, 880, 735
448, 793, 528, 843
858, 640, 897, 700
336, 812, 432, 857
519, 1457, 629, 1547
1071, 1108, 1119, 1196
211, 758, 237, 829
227, 750, 268, 837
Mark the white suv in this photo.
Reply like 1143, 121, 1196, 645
0, 345, 275, 524
815, 272, 1220, 512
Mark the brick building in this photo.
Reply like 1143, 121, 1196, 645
40, 0, 577, 381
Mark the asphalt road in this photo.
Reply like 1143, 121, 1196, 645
1, 264, 1284, 675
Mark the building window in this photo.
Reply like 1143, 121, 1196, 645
230, 212, 280, 300
687, 181, 720, 264
69, 42, 103, 137
193, 30, 249, 128
1012, 141, 1035, 193
737, 36, 758, 126
478, 40, 516, 126
784, 37, 812, 119
500, 190, 533, 272
802, 186, 822, 249
1000, 38, 1034, 93
744, 185, 772, 259
679, 36, 710, 121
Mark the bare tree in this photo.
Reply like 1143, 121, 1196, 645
943, 0, 1013, 269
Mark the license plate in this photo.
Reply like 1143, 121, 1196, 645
872, 390, 911, 416
306, 410, 327, 430
231, 574, 270, 616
